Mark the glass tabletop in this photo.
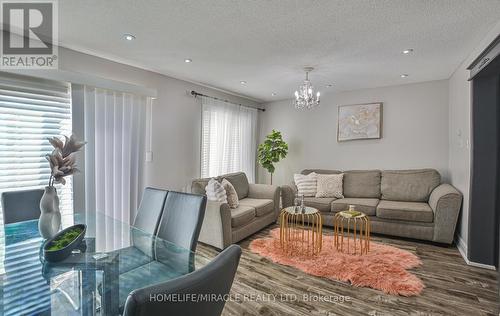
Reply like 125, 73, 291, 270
0, 211, 210, 316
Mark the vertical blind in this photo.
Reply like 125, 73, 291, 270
0, 73, 73, 314
201, 96, 257, 182
83, 86, 146, 251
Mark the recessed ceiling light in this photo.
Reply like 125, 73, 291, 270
271, 92, 277, 96
240, 81, 247, 85
400, 74, 409, 78
402, 48, 413, 54
123, 34, 136, 41
184, 58, 192, 63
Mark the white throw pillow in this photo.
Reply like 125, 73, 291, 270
222, 179, 239, 208
294, 172, 318, 197
316, 173, 344, 198
205, 178, 227, 203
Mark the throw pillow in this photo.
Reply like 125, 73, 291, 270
316, 173, 344, 198
294, 172, 318, 197
222, 179, 239, 208
205, 178, 227, 203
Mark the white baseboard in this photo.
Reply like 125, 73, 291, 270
456, 235, 496, 270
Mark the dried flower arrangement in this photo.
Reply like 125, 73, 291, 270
46, 134, 86, 186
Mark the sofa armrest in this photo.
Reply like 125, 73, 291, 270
198, 201, 232, 250
248, 183, 281, 217
429, 184, 463, 244
280, 183, 297, 208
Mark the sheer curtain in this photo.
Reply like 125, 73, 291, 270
201, 96, 257, 182
83, 86, 146, 251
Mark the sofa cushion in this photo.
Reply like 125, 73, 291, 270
239, 198, 274, 217
222, 172, 249, 200
343, 170, 381, 198
376, 200, 434, 223
230, 205, 256, 227
316, 173, 344, 198
294, 173, 318, 197
381, 169, 441, 202
331, 198, 379, 216
222, 179, 239, 208
301, 169, 342, 175
303, 197, 336, 212
191, 178, 210, 195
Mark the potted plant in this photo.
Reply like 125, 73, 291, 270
257, 129, 288, 185
39, 134, 85, 239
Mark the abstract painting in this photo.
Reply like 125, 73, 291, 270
337, 103, 382, 141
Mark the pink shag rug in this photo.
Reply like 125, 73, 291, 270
249, 228, 424, 296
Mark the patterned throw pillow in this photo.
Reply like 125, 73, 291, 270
205, 178, 227, 203
316, 174, 344, 198
222, 179, 239, 208
294, 172, 318, 197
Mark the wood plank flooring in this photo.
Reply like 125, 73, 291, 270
196, 224, 499, 316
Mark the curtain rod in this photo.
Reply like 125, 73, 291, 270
190, 90, 265, 112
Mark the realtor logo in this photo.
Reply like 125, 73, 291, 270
1, 0, 58, 69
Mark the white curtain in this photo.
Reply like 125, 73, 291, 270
201, 96, 257, 182
83, 86, 146, 251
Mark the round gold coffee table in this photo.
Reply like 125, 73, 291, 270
279, 206, 322, 256
334, 211, 370, 255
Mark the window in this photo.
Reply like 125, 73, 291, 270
0, 73, 73, 224
0, 73, 72, 312
201, 96, 257, 182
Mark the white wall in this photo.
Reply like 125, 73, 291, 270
448, 21, 500, 257
57, 47, 261, 194
258, 80, 450, 185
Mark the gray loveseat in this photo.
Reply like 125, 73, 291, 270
192, 172, 280, 249
281, 169, 462, 244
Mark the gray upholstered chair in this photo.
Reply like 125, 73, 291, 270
116, 191, 207, 310
117, 187, 169, 274
1, 189, 44, 224
122, 244, 242, 316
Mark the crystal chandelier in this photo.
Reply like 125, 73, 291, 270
294, 67, 320, 110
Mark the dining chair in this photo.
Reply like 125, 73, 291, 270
154, 191, 207, 272
114, 187, 169, 274
122, 244, 242, 316
1, 189, 44, 224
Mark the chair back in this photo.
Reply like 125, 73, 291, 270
1, 189, 44, 224
123, 244, 241, 316
131, 187, 168, 257
155, 191, 206, 271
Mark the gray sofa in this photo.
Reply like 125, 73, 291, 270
281, 169, 462, 244
192, 172, 280, 249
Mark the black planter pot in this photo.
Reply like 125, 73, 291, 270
43, 224, 86, 263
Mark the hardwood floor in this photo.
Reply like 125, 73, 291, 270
196, 224, 499, 316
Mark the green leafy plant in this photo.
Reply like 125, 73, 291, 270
46, 227, 83, 251
257, 129, 288, 184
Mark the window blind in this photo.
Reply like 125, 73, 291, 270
0, 73, 73, 315
200, 96, 257, 182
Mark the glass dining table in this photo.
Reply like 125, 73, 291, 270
0, 211, 211, 316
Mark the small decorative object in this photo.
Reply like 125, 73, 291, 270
293, 67, 320, 110
349, 204, 355, 211
337, 103, 382, 141
39, 134, 86, 239
43, 224, 86, 262
257, 129, 288, 184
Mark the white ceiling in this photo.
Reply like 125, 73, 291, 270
59, 0, 500, 102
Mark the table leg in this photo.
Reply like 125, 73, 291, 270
102, 254, 119, 315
